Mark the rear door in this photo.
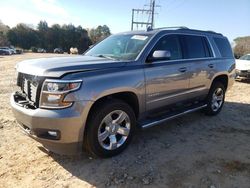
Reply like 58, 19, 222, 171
144, 34, 190, 111
180, 34, 215, 100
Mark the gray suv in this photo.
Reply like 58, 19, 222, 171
11, 27, 235, 157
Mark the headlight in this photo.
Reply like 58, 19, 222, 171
40, 79, 82, 109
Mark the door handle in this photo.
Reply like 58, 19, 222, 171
208, 64, 214, 68
178, 67, 187, 73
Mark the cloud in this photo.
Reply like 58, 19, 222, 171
0, 0, 76, 28
30, 0, 68, 17
0, 6, 41, 27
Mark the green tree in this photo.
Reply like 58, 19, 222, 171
5, 20, 105, 52
7, 23, 39, 49
37, 21, 49, 49
75, 26, 92, 53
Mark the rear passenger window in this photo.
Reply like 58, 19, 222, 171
152, 35, 182, 60
214, 37, 233, 58
182, 35, 212, 59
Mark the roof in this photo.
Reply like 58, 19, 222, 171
118, 26, 223, 37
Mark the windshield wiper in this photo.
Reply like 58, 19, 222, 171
95, 54, 118, 61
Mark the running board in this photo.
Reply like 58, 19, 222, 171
140, 104, 207, 129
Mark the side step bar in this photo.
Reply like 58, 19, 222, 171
141, 104, 207, 129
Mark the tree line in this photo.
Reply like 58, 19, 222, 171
233, 36, 250, 58
1, 20, 249, 57
0, 20, 111, 53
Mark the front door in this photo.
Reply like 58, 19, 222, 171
144, 34, 190, 111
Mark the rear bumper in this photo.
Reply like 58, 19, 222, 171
10, 92, 93, 155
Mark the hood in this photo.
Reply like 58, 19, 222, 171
236, 59, 250, 70
16, 55, 126, 77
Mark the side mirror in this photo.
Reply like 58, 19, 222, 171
147, 50, 171, 62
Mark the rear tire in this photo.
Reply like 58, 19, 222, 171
205, 82, 225, 116
85, 99, 136, 158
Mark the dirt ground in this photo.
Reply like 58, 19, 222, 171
0, 53, 250, 188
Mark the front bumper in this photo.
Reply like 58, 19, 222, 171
236, 70, 250, 78
10, 92, 93, 155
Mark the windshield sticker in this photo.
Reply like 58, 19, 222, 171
131, 35, 148, 41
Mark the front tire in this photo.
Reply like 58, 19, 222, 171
85, 99, 136, 158
205, 82, 226, 116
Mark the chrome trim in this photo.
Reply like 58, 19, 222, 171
39, 102, 73, 110
142, 32, 216, 63
207, 36, 216, 57
147, 86, 207, 104
44, 79, 82, 83
145, 57, 215, 65
141, 104, 207, 129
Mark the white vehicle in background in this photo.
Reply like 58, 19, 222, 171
70, 47, 78, 54
236, 54, 250, 79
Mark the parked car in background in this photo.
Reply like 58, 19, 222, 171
0, 47, 15, 54
0, 48, 11, 55
9, 46, 17, 54
236, 54, 250, 79
54, 48, 64, 54
37, 48, 46, 53
11, 27, 235, 158
15, 49, 23, 54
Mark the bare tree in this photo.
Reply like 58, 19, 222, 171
234, 36, 250, 58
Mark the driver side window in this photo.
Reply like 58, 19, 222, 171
153, 35, 182, 60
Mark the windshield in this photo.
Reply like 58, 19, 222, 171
240, 54, 250, 60
85, 34, 152, 61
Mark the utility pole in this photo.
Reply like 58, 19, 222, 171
151, 0, 155, 28
131, 0, 158, 31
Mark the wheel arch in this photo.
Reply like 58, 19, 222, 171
211, 74, 229, 91
82, 91, 140, 153
88, 91, 140, 120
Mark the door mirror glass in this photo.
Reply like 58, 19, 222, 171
148, 50, 171, 62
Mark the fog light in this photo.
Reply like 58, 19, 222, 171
48, 131, 57, 137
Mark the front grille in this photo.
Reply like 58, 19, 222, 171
22, 78, 37, 102
241, 70, 248, 73
17, 73, 44, 107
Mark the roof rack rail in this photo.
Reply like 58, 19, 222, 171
146, 26, 189, 32
206, 30, 217, 34
146, 26, 223, 36
154, 26, 189, 30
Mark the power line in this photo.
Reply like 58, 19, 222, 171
131, 0, 160, 31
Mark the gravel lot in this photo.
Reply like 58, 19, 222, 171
0, 53, 250, 188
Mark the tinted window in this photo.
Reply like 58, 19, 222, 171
152, 35, 182, 60
214, 37, 233, 58
182, 35, 210, 59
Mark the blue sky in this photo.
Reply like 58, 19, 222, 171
0, 0, 249, 42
